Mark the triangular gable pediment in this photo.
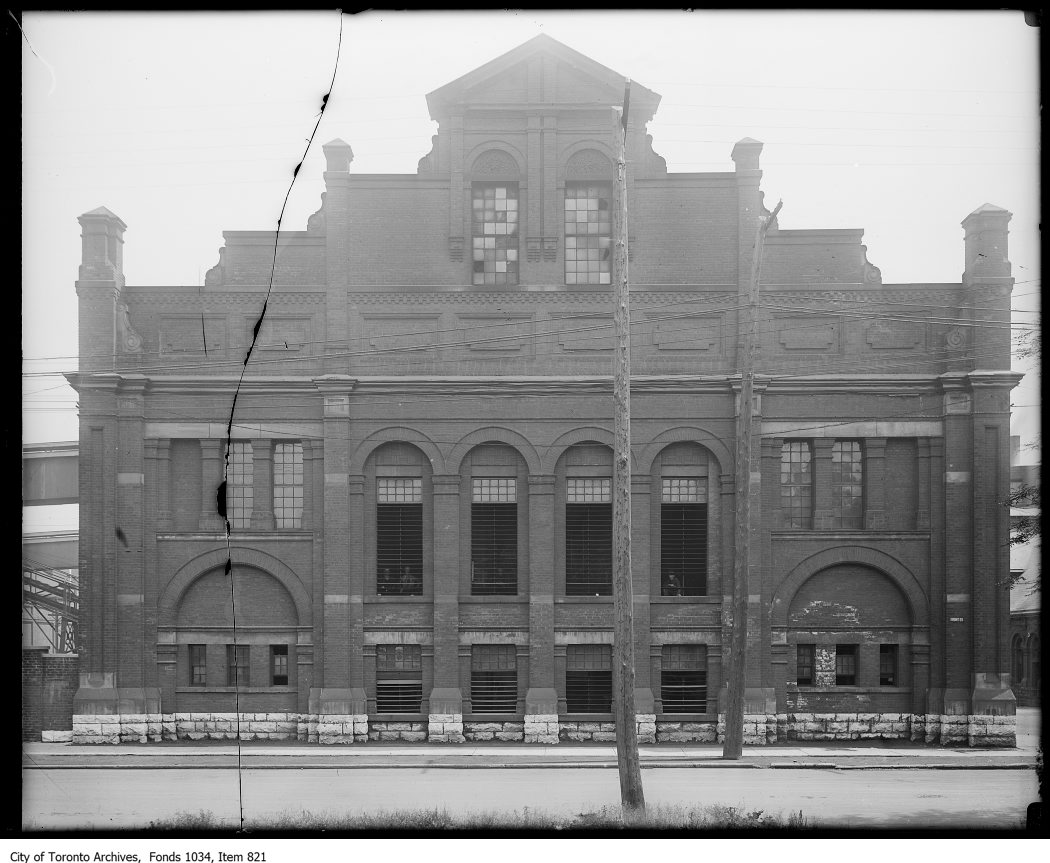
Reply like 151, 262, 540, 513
427, 33, 660, 121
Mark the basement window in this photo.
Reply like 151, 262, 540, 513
879, 644, 898, 686
471, 478, 517, 595
661, 644, 707, 712
271, 644, 289, 686
189, 644, 206, 687
376, 644, 423, 713
470, 645, 518, 713
377, 478, 423, 596
565, 644, 612, 713
565, 478, 612, 596
796, 644, 815, 686
835, 644, 858, 686
660, 478, 707, 596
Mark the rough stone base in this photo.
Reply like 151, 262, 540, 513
656, 721, 717, 743
428, 713, 465, 743
966, 714, 1016, 748
463, 721, 525, 742
716, 714, 776, 745
523, 714, 559, 744
559, 721, 617, 742
311, 714, 369, 744
635, 714, 657, 744
368, 721, 427, 742
41, 730, 73, 743
779, 713, 1015, 747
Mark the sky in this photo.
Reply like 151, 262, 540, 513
22, 10, 1040, 474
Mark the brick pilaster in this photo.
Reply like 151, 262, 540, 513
525, 475, 558, 719
198, 439, 223, 530
430, 474, 463, 714
250, 439, 274, 530
863, 437, 887, 530
812, 439, 835, 529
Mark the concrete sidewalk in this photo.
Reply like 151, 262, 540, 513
22, 739, 1041, 771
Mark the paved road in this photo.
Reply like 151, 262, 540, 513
22, 766, 1038, 830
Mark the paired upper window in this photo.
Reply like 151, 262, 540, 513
780, 442, 813, 529
274, 442, 303, 528
224, 440, 304, 529
779, 440, 864, 529
830, 442, 864, 529
227, 442, 254, 529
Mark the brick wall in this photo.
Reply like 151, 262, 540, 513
22, 648, 79, 741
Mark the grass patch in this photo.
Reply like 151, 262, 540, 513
147, 804, 809, 832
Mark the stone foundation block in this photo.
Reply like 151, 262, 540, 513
42, 730, 73, 743
495, 730, 524, 741
592, 731, 616, 742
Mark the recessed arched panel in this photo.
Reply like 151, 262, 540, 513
470, 149, 520, 179
787, 565, 911, 629
771, 546, 928, 628
638, 427, 732, 476
175, 566, 299, 628
565, 148, 614, 180
348, 428, 444, 475
159, 547, 311, 628
446, 426, 540, 475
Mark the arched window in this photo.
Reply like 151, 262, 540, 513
1012, 634, 1025, 684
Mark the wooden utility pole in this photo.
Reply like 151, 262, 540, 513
723, 199, 782, 759
611, 83, 645, 813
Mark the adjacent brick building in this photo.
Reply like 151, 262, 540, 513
67, 35, 1020, 746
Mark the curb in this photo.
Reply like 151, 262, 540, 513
23, 757, 1036, 771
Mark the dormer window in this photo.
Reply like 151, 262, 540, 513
472, 183, 519, 285
565, 182, 612, 285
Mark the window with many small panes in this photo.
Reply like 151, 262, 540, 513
472, 184, 519, 285
274, 442, 303, 529
780, 442, 813, 529
226, 442, 253, 528
565, 183, 612, 285
831, 441, 864, 528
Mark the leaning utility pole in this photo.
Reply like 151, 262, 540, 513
723, 199, 782, 759
611, 83, 645, 813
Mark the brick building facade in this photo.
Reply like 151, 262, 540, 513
68, 35, 1020, 746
